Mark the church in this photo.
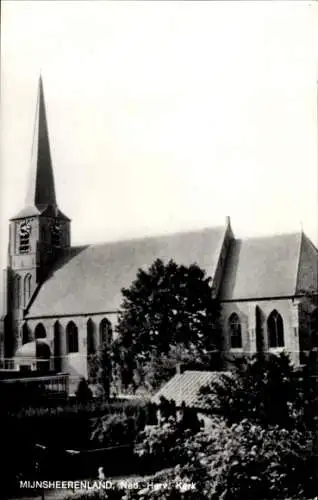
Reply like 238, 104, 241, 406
1, 77, 317, 387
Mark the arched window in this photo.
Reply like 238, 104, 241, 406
229, 313, 242, 348
87, 319, 97, 381
53, 321, 62, 372
23, 274, 32, 307
67, 321, 79, 353
22, 323, 31, 344
99, 318, 112, 346
268, 310, 284, 348
87, 319, 96, 355
34, 323, 46, 339
255, 306, 264, 353
311, 308, 318, 348
14, 275, 21, 308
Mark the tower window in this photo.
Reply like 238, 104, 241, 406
52, 222, 62, 247
268, 310, 284, 348
52, 232, 60, 247
18, 221, 31, 253
229, 313, 242, 348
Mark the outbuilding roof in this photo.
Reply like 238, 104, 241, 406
151, 370, 229, 410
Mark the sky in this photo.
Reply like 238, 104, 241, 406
1, 0, 318, 279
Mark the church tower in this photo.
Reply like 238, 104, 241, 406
5, 76, 71, 355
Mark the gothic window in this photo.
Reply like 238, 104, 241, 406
87, 319, 96, 355
255, 306, 264, 353
268, 310, 284, 348
23, 274, 32, 307
14, 275, 21, 308
34, 323, 47, 339
67, 321, 79, 353
87, 319, 97, 381
229, 313, 242, 348
53, 321, 62, 372
99, 318, 112, 346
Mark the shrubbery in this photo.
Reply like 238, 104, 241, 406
180, 417, 316, 500
199, 352, 318, 431
76, 377, 93, 401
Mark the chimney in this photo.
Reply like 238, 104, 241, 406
176, 363, 183, 375
225, 216, 231, 227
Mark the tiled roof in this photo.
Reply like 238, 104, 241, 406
26, 225, 226, 318
151, 370, 229, 410
220, 232, 317, 301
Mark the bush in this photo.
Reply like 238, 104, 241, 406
76, 378, 93, 401
131, 417, 316, 500
91, 413, 140, 447
199, 352, 318, 430
134, 403, 203, 474
179, 417, 317, 500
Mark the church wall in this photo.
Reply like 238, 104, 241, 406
220, 298, 300, 366
25, 311, 117, 391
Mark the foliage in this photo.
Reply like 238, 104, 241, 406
199, 352, 318, 430
63, 416, 315, 500
90, 406, 149, 447
114, 258, 221, 390
130, 344, 222, 393
178, 417, 317, 500
96, 342, 112, 399
132, 417, 316, 500
76, 377, 93, 401
134, 401, 203, 474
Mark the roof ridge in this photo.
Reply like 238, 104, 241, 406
73, 225, 226, 248
239, 231, 302, 243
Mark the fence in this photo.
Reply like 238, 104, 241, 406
0, 372, 70, 398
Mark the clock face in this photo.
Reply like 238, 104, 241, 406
19, 221, 32, 237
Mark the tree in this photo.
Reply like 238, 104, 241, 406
114, 259, 221, 389
95, 342, 112, 399
199, 352, 317, 431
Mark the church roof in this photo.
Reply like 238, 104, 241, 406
220, 232, 318, 301
26, 225, 227, 318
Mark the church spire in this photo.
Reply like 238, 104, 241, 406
25, 75, 57, 209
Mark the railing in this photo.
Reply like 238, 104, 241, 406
0, 373, 70, 397
0, 358, 15, 370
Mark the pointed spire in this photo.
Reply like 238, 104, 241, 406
25, 75, 57, 209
